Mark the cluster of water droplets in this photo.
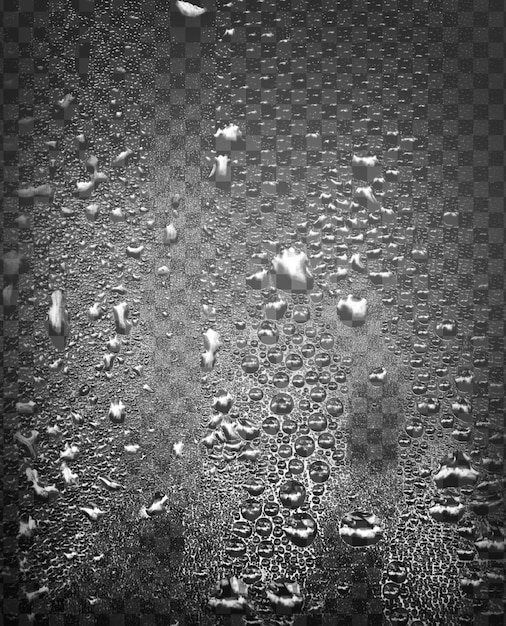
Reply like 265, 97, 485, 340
199, 101, 504, 623
4, 1, 193, 615
4, 0, 504, 623
199, 171, 398, 616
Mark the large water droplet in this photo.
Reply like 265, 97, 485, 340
279, 480, 306, 508
283, 512, 318, 547
270, 393, 294, 415
339, 510, 383, 547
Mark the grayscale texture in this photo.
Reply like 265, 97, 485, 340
1, 0, 504, 624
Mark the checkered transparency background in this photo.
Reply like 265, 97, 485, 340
1, 0, 504, 623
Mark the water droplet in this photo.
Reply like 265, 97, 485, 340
242, 355, 260, 373
241, 499, 263, 521
249, 387, 264, 401
339, 510, 383, 547
283, 512, 318, 547
270, 393, 294, 415
433, 451, 479, 489
326, 398, 344, 417
337, 295, 368, 327
285, 353, 303, 370
294, 435, 316, 457
279, 480, 306, 508
262, 416, 280, 435
272, 371, 290, 388
308, 460, 330, 483
293, 304, 310, 323
405, 417, 424, 438
258, 320, 279, 345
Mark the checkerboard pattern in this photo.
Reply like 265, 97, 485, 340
2, 1, 39, 623
2, 0, 505, 624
